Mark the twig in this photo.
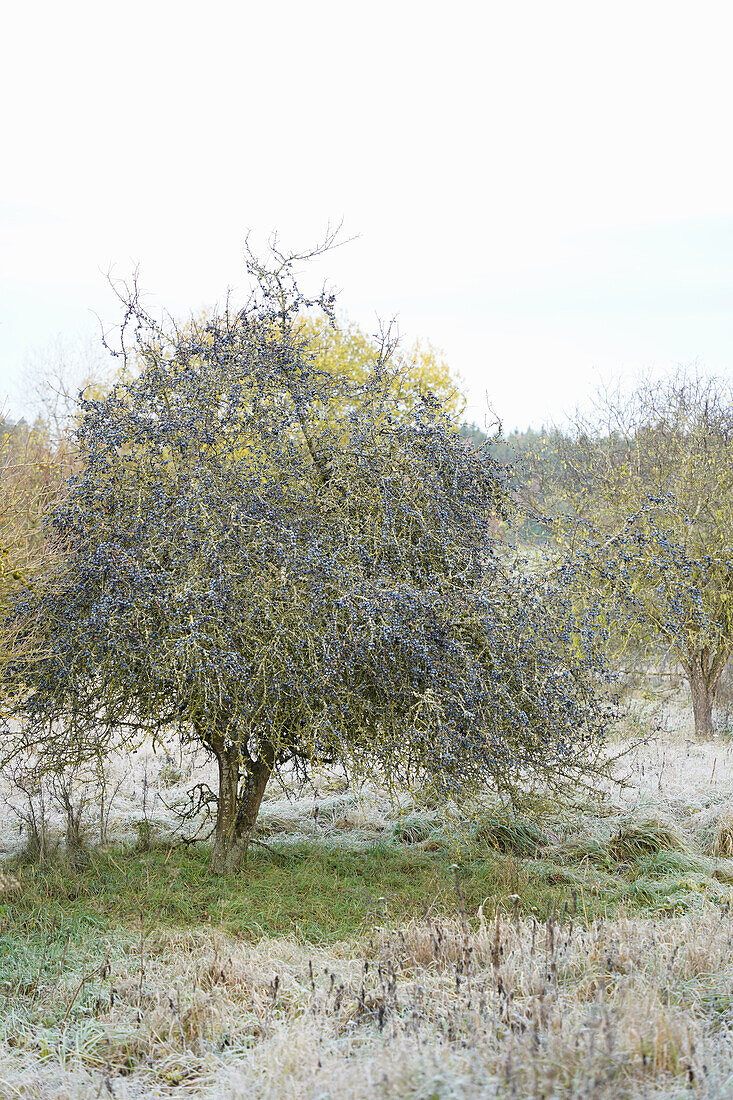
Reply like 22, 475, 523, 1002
60, 965, 99, 1027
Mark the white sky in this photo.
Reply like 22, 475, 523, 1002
2, 0, 733, 430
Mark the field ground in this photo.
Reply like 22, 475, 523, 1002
4, 694, 733, 1097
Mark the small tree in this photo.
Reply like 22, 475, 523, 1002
0, 420, 70, 597
0, 417, 76, 685
4, 237, 615, 872
21, 333, 115, 444
552, 374, 733, 739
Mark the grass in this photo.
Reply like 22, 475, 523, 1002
2, 891, 733, 1098
5, 727, 733, 1096
472, 812, 548, 855
1, 839, 593, 944
5, 810, 733, 952
608, 814, 691, 863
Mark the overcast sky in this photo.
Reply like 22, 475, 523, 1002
3, 0, 733, 431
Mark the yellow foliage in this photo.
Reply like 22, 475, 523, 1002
295, 313, 465, 423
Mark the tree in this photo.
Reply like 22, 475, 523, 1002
21, 333, 115, 444
0, 337, 112, 620
459, 423, 568, 546
551, 373, 733, 739
296, 313, 466, 422
0, 417, 74, 619
4, 236, 615, 872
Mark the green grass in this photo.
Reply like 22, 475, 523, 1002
2, 841, 548, 943
4, 826, 732, 947
608, 815, 691, 863
471, 813, 547, 855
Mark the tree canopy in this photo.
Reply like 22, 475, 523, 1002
3, 240, 616, 871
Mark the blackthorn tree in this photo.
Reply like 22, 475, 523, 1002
3, 238, 615, 871
550, 374, 733, 739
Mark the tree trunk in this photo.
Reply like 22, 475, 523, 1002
209, 745, 272, 874
684, 650, 725, 740
689, 671, 715, 739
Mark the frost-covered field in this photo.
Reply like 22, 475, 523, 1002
3, 907, 733, 1099
4, 685, 733, 1097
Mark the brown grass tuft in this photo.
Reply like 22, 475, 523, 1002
608, 814, 690, 862
710, 804, 733, 857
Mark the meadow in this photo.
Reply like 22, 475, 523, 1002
2, 681, 733, 1098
